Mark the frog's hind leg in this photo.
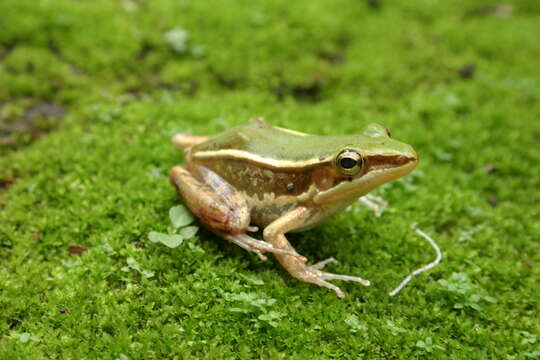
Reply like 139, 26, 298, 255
169, 165, 303, 260
263, 207, 371, 298
172, 133, 210, 149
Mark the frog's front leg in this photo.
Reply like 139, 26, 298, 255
263, 207, 370, 298
170, 165, 303, 260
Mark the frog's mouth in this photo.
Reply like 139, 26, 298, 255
363, 154, 414, 172
314, 155, 418, 204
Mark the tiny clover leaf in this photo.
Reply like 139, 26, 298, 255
229, 307, 252, 314
526, 349, 540, 359
438, 272, 496, 312
345, 314, 368, 333
169, 205, 194, 229
164, 28, 189, 53
124, 257, 154, 278
385, 320, 407, 336
226, 292, 283, 327
178, 226, 198, 239
148, 232, 184, 248
239, 273, 265, 286
147, 205, 198, 249
416, 337, 444, 353
521, 331, 538, 345
9, 332, 40, 343
258, 311, 283, 328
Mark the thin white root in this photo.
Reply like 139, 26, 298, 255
359, 194, 388, 217
364, 194, 389, 207
389, 226, 442, 297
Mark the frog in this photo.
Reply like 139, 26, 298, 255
169, 118, 418, 297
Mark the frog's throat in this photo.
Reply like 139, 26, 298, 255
313, 158, 418, 204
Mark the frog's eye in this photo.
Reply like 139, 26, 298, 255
384, 126, 392, 137
336, 149, 364, 176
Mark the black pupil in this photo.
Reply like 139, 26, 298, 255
340, 157, 357, 169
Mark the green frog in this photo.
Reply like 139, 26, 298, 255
170, 118, 418, 297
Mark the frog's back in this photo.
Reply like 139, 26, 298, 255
192, 118, 355, 162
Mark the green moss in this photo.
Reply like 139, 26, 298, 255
1, 0, 539, 358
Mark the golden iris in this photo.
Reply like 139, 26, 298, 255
336, 149, 364, 176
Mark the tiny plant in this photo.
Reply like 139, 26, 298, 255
7, 332, 40, 344
225, 292, 285, 328
384, 320, 407, 336
148, 205, 199, 248
121, 257, 155, 279
344, 314, 368, 333
164, 28, 189, 53
416, 337, 445, 353
438, 272, 496, 311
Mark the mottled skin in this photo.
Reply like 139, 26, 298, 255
170, 118, 418, 297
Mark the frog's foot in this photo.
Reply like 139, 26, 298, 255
359, 194, 388, 217
223, 233, 307, 262
301, 259, 371, 298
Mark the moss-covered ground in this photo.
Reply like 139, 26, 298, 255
1, 0, 540, 358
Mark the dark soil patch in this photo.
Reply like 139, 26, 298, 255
274, 79, 323, 103
0, 102, 66, 152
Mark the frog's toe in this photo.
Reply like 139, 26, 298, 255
315, 271, 371, 287
310, 257, 339, 270
311, 278, 346, 298
307, 258, 371, 286
301, 266, 371, 298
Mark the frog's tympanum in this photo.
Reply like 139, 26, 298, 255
170, 118, 418, 297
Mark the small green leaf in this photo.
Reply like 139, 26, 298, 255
258, 311, 282, 327
229, 307, 252, 314
385, 320, 406, 335
9, 332, 40, 343
239, 274, 265, 285
179, 225, 198, 238
521, 331, 537, 345
148, 232, 184, 248
169, 205, 195, 229
164, 28, 189, 53
141, 270, 155, 279
126, 257, 141, 271
525, 349, 540, 359
439, 272, 495, 312
124, 257, 154, 278
345, 314, 368, 332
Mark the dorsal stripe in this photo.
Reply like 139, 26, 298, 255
192, 149, 330, 169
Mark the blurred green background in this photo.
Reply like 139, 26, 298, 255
1, 0, 539, 358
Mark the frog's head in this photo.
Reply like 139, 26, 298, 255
313, 123, 418, 204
